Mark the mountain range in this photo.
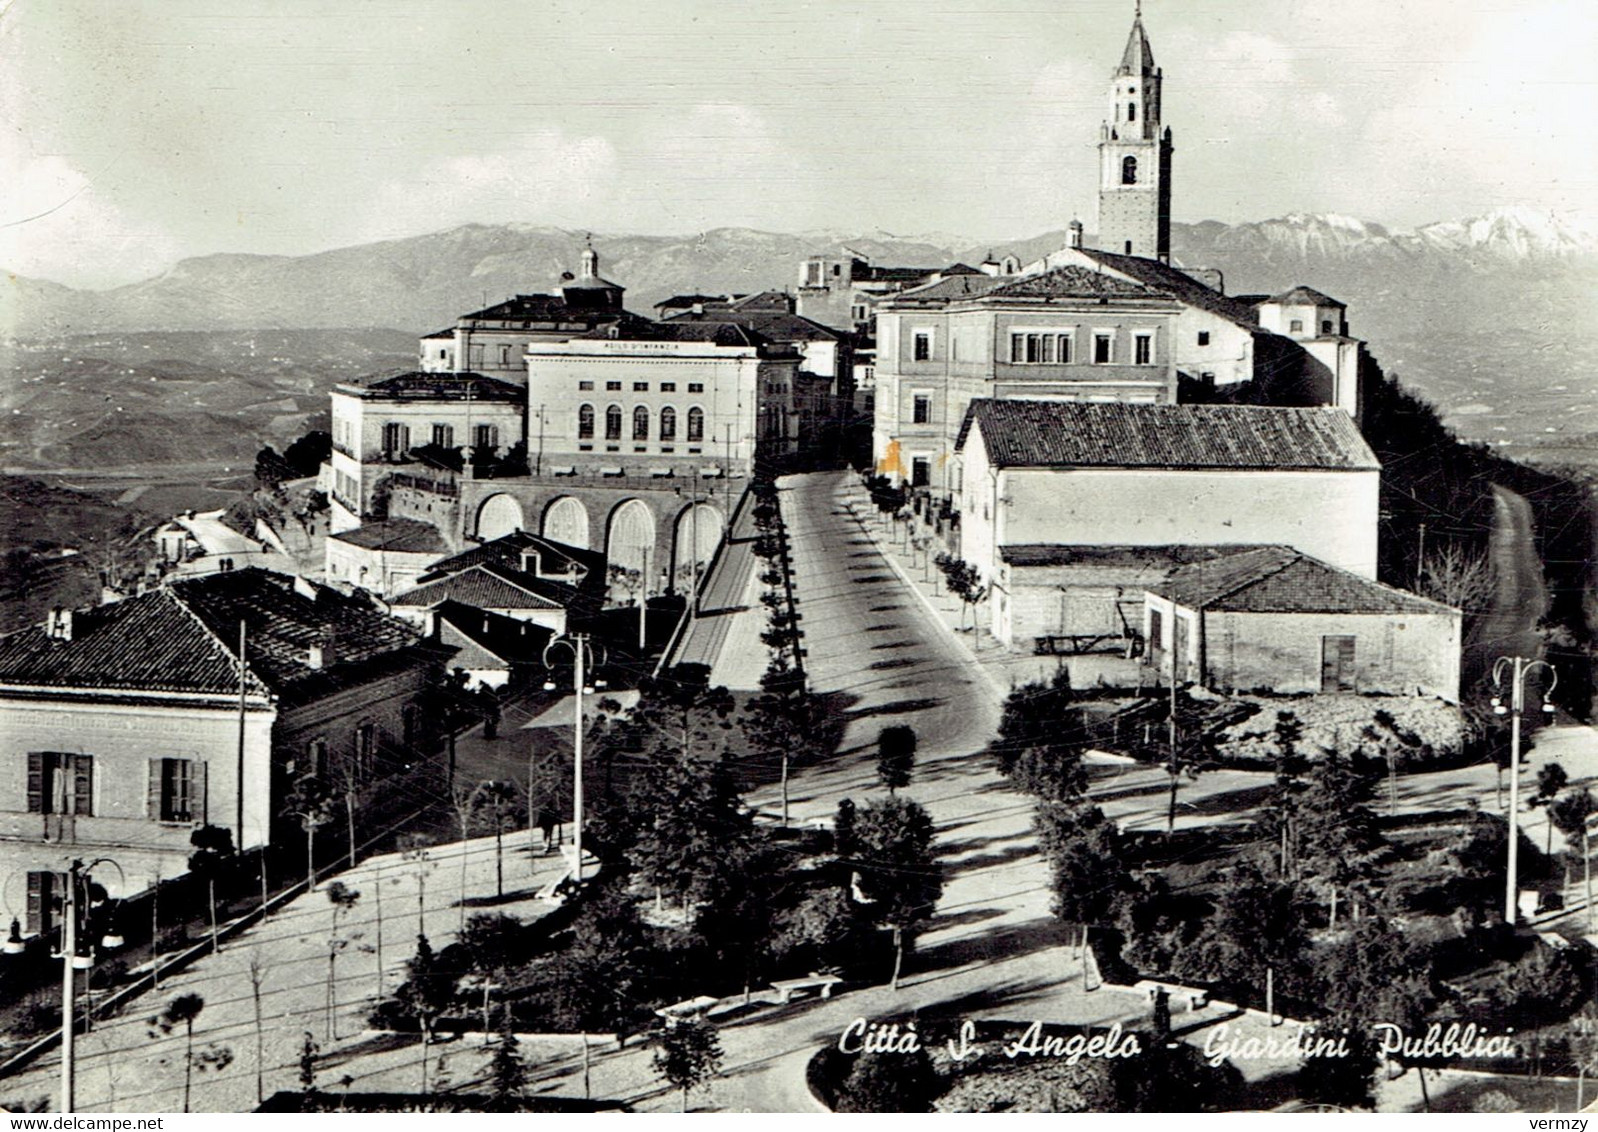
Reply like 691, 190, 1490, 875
4, 206, 1596, 469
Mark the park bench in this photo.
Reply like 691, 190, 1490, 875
770, 973, 843, 1004
655, 995, 719, 1024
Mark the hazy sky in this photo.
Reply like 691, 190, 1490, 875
3, 0, 1595, 289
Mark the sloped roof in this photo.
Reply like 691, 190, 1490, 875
344, 372, 524, 402
331, 519, 450, 555
884, 274, 1014, 304
391, 562, 575, 612
459, 292, 632, 323
435, 600, 553, 665
575, 320, 764, 347
665, 309, 841, 342
1264, 286, 1345, 308
422, 531, 604, 585
1073, 248, 1263, 331
1118, 15, 1157, 76
421, 328, 455, 340
654, 293, 736, 311
955, 400, 1380, 471
985, 265, 1169, 301
1000, 543, 1260, 569
0, 569, 426, 700
1152, 547, 1455, 616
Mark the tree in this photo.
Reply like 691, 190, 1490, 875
1550, 787, 1595, 917
150, 993, 206, 1113
1297, 1013, 1380, 1111
652, 1019, 724, 1112
324, 881, 361, 1041
876, 726, 917, 794
1035, 799, 1130, 933
187, 824, 235, 954
284, 776, 338, 893
993, 668, 1090, 800
282, 430, 333, 479
1268, 711, 1310, 876
693, 836, 790, 1003
934, 554, 987, 631
626, 730, 754, 908
1295, 750, 1385, 925
247, 952, 268, 1104
1532, 762, 1570, 855
834, 798, 858, 857
396, 934, 455, 1094
254, 446, 295, 489
1418, 542, 1494, 615
834, 1048, 941, 1113
848, 795, 944, 989
745, 653, 813, 825
772, 887, 869, 977
1184, 861, 1311, 1005
472, 780, 521, 899
488, 1014, 528, 1111
547, 884, 660, 1041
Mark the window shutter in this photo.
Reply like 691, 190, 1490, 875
148, 758, 164, 820
26, 752, 43, 814
73, 756, 93, 817
193, 761, 208, 826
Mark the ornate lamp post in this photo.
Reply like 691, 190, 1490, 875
58, 857, 126, 1112
1491, 656, 1557, 925
542, 634, 605, 886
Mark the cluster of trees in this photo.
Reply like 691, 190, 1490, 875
933, 554, 987, 631
254, 431, 332, 489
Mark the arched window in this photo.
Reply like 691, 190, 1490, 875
660, 406, 677, 441
1127, 102, 1136, 122
1121, 155, 1138, 185
633, 405, 649, 440
577, 403, 594, 439
605, 404, 622, 440
687, 406, 704, 443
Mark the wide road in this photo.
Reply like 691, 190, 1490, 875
1463, 485, 1549, 689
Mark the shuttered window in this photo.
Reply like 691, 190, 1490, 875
148, 758, 206, 823
26, 871, 66, 937
26, 753, 92, 815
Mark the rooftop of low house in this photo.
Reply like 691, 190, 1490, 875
1151, 547, 1455, 616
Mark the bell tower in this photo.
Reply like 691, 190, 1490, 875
1096, 2, 1173, 262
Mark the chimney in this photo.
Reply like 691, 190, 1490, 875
307, 631, 337, 670
691, 303, 704, 316
46, 607, 73, 641
293, 575, 318, 601
1068, 220, 1084, 249
520, 549, 541, 575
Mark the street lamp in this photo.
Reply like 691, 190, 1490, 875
58, 857, 127, 1113
1491, 655, 1558, 926
542, 633, 605, 887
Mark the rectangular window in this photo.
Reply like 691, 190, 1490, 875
579, 380, 594, 391
26, 871, 66, 938
910, 457, 931, 488
688, 383, 704, 393
474, 424, 498, 450
1010, 332, 1071, 364
805, 262, 822, 287
1197, 330, 1211, 347
912, 394, 932, 424
1010, 333, 1025, 363
498, 345, 511, 366
912, 332, 931, 362
1093, 333, 1113, 364
354, 723, 376, 784
149, 757, 204, 823
606, 381, 622, 391
381, 422, 410, 457
1290, 319, 1304, 333
633, 382, 648, 392
1134, 333, 1153, 366
1321, 320, 1334, 334
430, 423, 454, 448
1057, 334, 1073, 363
661, 382, 677, 392
26, 753, 93, 815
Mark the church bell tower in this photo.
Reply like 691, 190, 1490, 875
1096, 3, 1172, 262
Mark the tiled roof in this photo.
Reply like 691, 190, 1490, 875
854, 264, 942, 284
941, 263, 985, 276
883, 275, 1014, 304
346, 372, 524, 402
1000, 544, 1260, 569
955, 400, 1380, 471
665, 310, 841, 342
421, 328, 455, 340
392, 562, 574, 612
422, 531, 604, 585
459, 293, 630, 323
1073, 248, 1263, 330
0, 569, 426, 700
654, 293, 735, 311
575, 320, 766, 348
1265, 286, 1344, 308
434, 600, 553, 665
1152, 548, 1455, 616
331, 519, 450, 555
985, 265, 1168, 301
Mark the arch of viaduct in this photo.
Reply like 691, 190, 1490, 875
453, 477, 737, 594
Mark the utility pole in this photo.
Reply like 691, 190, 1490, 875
1492, 655, 1557, 925
1167, 623, 1179, 835
543, 634, 602, 886
237, 619, 247, 849
1416, 522, 1427, 590
60, 863, 77, 1115
637, 545, 650, 651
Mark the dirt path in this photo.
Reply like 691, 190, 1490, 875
1462, 485, 1549, 690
